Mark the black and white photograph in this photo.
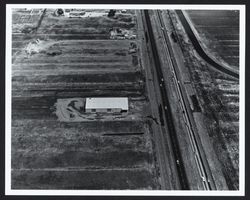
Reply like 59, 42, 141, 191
5, 4, 245, 196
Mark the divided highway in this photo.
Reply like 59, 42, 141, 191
143, 10, 216, 190
144, 10, 189, 190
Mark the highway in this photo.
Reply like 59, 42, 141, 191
144, 10, 189, 190
143, 10, 217, 190
156, 10, 214, 190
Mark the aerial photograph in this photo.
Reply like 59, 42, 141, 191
9, 7, 241, 191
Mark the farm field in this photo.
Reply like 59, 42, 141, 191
185, 10, 239, 70
11, 8, 160, 189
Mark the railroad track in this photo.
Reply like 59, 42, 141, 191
156, 10, 214, 190
144, 10, 214, 190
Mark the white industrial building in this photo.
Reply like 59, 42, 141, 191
85, 97, 128, 113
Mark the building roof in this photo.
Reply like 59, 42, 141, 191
85, 97, 128, 110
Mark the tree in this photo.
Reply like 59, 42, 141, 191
108, 10, 116, 17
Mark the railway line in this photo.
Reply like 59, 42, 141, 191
143, 10, 215, 190
156, 10, 215, 190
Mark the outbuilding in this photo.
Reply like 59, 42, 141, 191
85, 97, 128, 113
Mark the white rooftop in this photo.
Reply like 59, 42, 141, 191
85, 97, 128, 110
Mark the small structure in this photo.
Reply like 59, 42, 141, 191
128, 42, 137, 54
85, 97, 128, 113
54, 9, 86, 18
54, 8, 64, 16
110, 28, 136, 40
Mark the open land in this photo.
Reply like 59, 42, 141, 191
11, 8, 160, 189
185, 10, 239, 69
